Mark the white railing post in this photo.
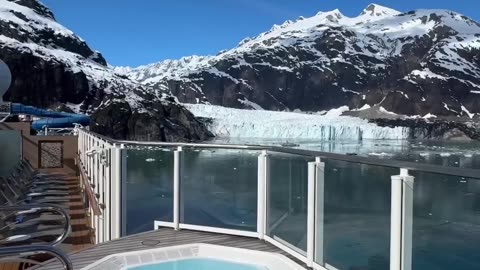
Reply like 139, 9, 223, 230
98, 142, 105, 244
104, 145, 112, 242
78, 130, 82, 160
314, 157, 325, 267
390, 168, 414, 270
93, 139, 99, 244
307, 161, 316, 267
110, 143, 123, 240
81, 131, 84, 163
173, 146, 182, 230
88, 135, 92, 177
257, 150, 268, 240
83, 133, 87, 165
84, 133, 87, 163
120, 144, 127, 237
81, 132, 84, 162
86, 135, 89, 175
81, 132, 85, 165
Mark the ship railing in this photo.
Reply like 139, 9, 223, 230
76, 127, 480, 270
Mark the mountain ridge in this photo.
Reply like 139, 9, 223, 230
119, 4, 480, 119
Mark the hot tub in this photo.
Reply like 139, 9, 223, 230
81, 243, 305, 270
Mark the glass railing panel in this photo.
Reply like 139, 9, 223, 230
267, 153, 313, 254
321, 160, 395, 270
180, 148, 259, 231
125, 147, 175, 235
411, 171, 480, 270
0, 130, 21, 176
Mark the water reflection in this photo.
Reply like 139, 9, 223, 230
180, 148, 259, 231
322, 160, 394, 270
411, 172, 480, 270
126, 149, 174, 235
268, 154, 312, 253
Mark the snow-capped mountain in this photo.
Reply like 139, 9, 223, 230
0, 0, 210, 141
120, 4, 480, 119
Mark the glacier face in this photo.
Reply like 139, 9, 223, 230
186, 104, 410, 140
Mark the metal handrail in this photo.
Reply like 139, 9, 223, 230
0, 245, 72, 270
76, 156, 102, 215
79, 129, 480, 179
0, 204, 71, 247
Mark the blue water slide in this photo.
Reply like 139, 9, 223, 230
10, 103, 90, 130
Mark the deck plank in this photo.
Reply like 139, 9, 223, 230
37, 168, 93, 254
36, 228, 308, 269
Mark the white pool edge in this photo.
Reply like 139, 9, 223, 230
81, 243, 306, 270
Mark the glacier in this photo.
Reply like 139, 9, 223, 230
185, 104, 410, 140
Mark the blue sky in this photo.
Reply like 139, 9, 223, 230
42, 0, 480, 67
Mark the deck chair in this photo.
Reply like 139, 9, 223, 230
14, 163, 67, 186
18, 161, 57, 180
3, 175, 70, 198
1, 177, 70, 203
0, 180, 71, 207
0, 204, 70, 247
0, 185, 69, 228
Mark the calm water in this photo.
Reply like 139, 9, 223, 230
129, 258, 267, 270
212, 138, 480, 169
125, 139, 480, 270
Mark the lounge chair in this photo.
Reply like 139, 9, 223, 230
0, 204, 70, 247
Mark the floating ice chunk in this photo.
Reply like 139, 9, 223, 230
368, 152, 393, 157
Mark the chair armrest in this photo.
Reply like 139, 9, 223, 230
0, 204, 71, 246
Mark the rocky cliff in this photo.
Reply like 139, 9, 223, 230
371, 118, 480, 140
0, 0, 211, 141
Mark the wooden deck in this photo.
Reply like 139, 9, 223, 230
37, 168, 93, 254
0, 168, 93, 270
37, 228, 307, 269
0, 263, 21, 270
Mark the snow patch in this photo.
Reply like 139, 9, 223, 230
461, 105, 474, 118
423, 113, 437, 119
342, 88, 360, 95
379, 107, 397, 115
237, 98, 264, 110
356, 104, 372, 111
